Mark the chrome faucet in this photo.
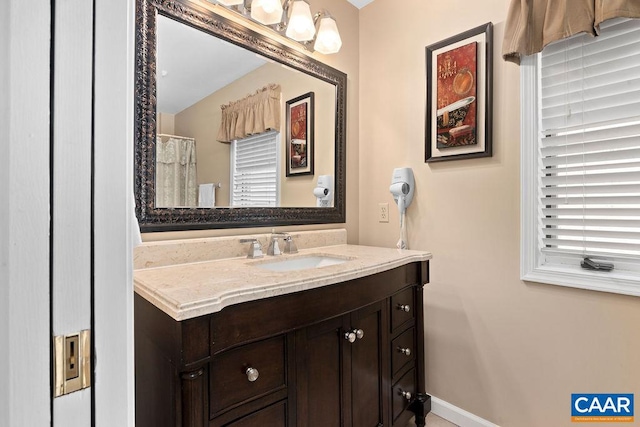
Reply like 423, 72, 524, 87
240, 238, 263, 259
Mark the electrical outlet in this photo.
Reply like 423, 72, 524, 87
378, 203, 389, 223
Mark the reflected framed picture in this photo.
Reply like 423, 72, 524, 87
286, 92, 315, 176
425, 22, 493, 162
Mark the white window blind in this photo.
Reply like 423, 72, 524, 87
230, 131, 280, 207
521, 18, 640, 296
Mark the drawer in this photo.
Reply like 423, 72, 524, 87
221, 400, 287, 427
391, 367, 416, 423
391, 327, 415, 378
210, 336, 286, 416
391, 287, 415, 332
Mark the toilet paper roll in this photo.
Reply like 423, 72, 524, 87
389, 182, 409, 196
314, 187, 329, 197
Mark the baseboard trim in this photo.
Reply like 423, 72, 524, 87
431, 396, 499, 427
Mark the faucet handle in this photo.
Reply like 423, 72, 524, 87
240, 238, 263, 259
284, 235, 298, 254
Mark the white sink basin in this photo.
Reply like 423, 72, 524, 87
255, 255, 349, 272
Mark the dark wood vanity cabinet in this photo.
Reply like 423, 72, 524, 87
135, 261, 431, 427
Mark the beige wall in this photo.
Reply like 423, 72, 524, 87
174, 62, 335, 208
143, 0, 359, 242
359, 1, 640, 426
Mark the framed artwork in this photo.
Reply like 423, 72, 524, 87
425, 22, 493, 162
286, 92, 315, 176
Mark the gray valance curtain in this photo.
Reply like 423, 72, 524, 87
502, 0, 640, 63
216, 84, 281, 143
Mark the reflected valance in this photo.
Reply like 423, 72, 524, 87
502, 0, 640, 63
216, 84, 281, 143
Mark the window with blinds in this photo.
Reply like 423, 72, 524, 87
521, 17, 640, 295
230, 131, 280, 207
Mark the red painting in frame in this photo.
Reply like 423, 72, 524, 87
425, 23, 493, 162
286, 92, 315, 176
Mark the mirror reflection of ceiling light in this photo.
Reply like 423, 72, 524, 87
210, 0, 342, 54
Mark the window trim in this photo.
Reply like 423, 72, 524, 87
520, 54, 640, 297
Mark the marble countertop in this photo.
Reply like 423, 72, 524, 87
134, 243, 432, 321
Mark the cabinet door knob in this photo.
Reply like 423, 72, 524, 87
354, 329, 364, 340
245, 367, 259, 382
344, 331, 356, 343
398, 347, 411, 356
397, 304, 410, 312
399, 389, 412, 400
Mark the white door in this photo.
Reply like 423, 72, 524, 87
1, 0, 135, 426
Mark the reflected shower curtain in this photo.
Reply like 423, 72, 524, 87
155, 136, 197, 207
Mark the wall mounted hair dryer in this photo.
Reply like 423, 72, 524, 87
389, 168, 415, 249
314, 175, 333, 208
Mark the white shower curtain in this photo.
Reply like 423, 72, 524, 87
155, 136, 197, 207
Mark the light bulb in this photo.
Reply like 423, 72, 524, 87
285, 1, 315, 42
262, 2, 275, 13
251, 0, 283, 25
216, 0, 243, 5
314, 16, 342, 54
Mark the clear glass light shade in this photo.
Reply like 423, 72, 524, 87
314, 16, 342, 54
216, 0, 243, 5
285, 1, 316, 42
251, 0, 284, 25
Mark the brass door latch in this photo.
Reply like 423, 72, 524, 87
53, 330, 91, 397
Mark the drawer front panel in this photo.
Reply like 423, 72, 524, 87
391, 287, 415, 332
210, 336, 286, 416
391, 367, 416, 423
221, 400, 287, 427
391, 327, 415, 378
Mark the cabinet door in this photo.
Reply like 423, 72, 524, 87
295, 316, 347, 427
295, 302, 389, 427
349, 301, 388, 427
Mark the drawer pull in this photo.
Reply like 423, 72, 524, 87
399, 389, 412, 401
397, 304, 410, 313
398, 347, 411, 356
245, 367, 259, 382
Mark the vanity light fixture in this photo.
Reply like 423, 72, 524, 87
285, 0, 316, 41
209, 0, 342, 54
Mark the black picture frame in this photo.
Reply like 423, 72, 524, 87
285, 92, 315, 176
425, 22, 493, 162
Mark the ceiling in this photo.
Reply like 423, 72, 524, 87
157, 15, 267, 114
347, 0, 375, 8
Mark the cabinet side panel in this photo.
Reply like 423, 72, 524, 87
135, 334, 178, 427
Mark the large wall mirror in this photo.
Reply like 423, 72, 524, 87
135, 0, 347, 231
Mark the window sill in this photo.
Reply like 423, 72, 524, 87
522, 265, 640, 297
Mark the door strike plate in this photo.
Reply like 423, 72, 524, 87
53, 330, 91, 397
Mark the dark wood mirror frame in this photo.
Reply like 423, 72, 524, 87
135, 0, 347, 232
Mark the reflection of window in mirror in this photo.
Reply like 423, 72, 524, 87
230, 131, 280, 207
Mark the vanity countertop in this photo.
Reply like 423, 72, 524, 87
134, 243, 432, 321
